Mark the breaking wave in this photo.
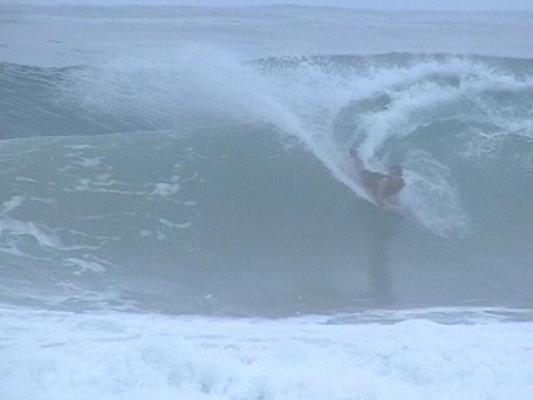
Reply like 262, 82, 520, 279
0, 51, 531, 315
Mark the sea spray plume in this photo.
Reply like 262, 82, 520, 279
62, 47, 375, 200
61, 46, 305, 134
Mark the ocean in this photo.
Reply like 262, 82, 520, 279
0, 4, 531, 399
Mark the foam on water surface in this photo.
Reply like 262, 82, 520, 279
0, 306, 531, 400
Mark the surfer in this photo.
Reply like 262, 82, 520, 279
349, 148, 405, 213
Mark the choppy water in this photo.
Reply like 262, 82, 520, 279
0, 5, 531, 400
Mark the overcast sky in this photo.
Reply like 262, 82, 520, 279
2, 0, 531, 11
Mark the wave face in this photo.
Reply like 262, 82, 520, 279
0, 52, 531, 315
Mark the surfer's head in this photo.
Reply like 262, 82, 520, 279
389, 165, 403, 176
349, 148, 358, 157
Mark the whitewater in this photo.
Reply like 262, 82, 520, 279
0, 4, 531, 400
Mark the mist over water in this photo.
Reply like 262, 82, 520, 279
0, 5, 531, 400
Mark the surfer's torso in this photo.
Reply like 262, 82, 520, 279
358, 169, 405, 211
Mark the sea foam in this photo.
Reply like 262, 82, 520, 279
0, 306, 530, 400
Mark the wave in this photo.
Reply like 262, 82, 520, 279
0, 51, 531, 315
